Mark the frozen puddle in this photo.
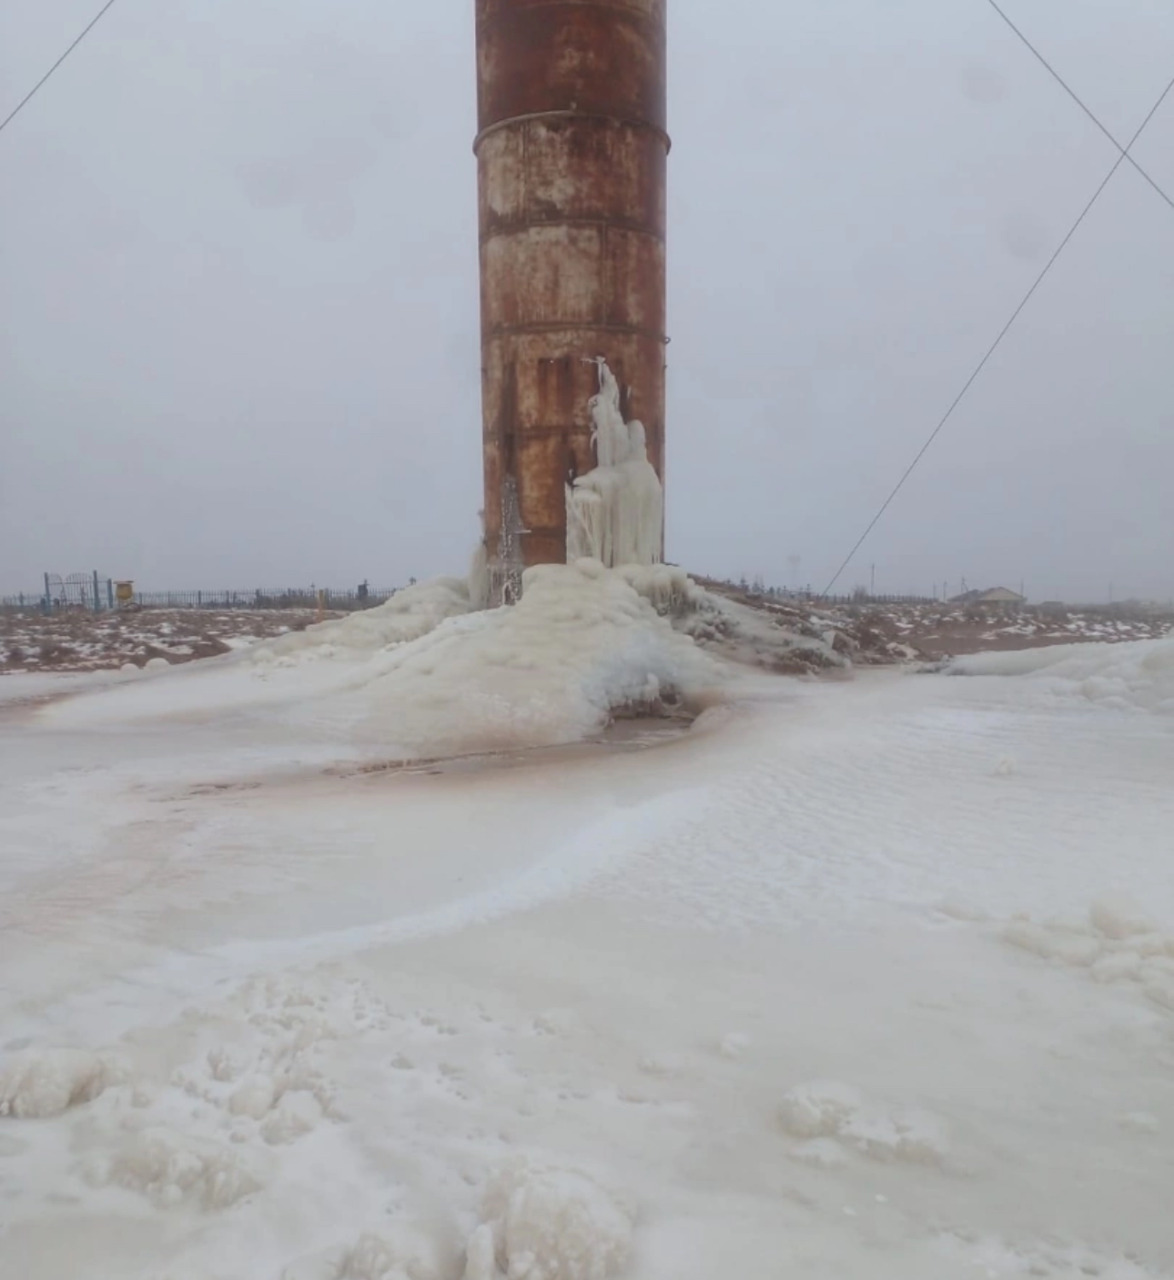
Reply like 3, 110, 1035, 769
338, 714, 697, 779
1, 646, 1173, 1278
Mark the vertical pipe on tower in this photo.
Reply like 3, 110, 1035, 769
474, 0, 668, 592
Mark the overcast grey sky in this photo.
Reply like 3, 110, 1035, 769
2, 0, 1172, 602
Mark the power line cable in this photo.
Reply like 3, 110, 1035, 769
984, 0, 1174, 214
820, 74, 1174, 598
0, 0, 119, 138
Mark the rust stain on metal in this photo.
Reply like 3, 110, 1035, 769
476, 0, 668, 580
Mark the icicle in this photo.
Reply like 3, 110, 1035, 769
615, 419, 663, 566
566, 484, 605, 563
566, 360, 664, 568
467, 515, 491, 611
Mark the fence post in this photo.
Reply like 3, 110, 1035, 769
197, 591, 202, 608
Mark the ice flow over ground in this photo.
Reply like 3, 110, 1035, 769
2, 578, 1174, 1279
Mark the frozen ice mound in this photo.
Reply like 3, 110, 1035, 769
777, 1079, 864, 1139
88, 1126, 264, 1209
351, 561, 728, 758
282, 1223, 456, 1280
778, 1080, 950, 1167
1001, 896, 1174, 1014
948, 635, 1174, 712
38, 559, 850, 744
259, 1089, 322, 1145
0, 1047, 121, 1119
464, 1158, 634, 1280
1089, 893, 1159, 941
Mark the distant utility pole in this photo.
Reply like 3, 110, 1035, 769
870, 563, 876, 596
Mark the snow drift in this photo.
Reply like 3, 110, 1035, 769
948, 635, 1174, 712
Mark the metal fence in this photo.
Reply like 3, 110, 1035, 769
707, 583, 938, 607
1, 585, 401, 613
129, 587, 400, 611
1, 593, 44, 612
795, 592, 937, 607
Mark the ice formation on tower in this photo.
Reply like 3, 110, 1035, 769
566, 359, 664, 567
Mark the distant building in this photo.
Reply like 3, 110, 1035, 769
977, 587, 1026, 605
953, 586, 1026, 608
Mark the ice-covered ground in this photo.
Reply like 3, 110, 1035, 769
2, 609, 1174, 1278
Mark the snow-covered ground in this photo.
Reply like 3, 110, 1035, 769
0, 608, 328, 673
2, 593, 1173, 1279
825, 600, 1174, 660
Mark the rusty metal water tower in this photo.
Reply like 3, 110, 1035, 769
474, 0, 668, 599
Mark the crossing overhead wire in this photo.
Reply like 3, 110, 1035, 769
0, 0, 119, 138
820, 73, 1174, 598
984, 0, 1174, 214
